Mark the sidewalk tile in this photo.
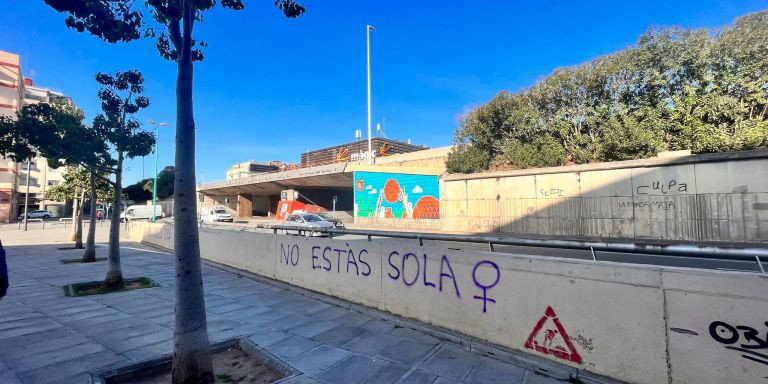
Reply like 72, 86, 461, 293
466, 356, 527, 384
364, 362, 410, 384
401, 369, 439, 384
341, 332, 402, 355
420, 344, 479, 381
316, 354, 388, 384
266, 335, 321, 359
312, 325, 367, 347
288, 319, 339, 338
248, 328, 292, 347
376, 339, 437, 365
288, 345, 352, 376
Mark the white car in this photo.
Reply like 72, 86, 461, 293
201, 206, 233, 223
18, 210, 53, 220
120, 205, 164, 222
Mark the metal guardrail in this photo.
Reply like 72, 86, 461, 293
60, 218, 105, 228
255, 223, 767, 272
18, 218, 45, 229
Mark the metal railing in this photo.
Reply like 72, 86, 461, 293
254, 223, 767, 272
18, 218, 45, 229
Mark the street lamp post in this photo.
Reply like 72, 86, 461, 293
148, 120, 169, 222
366, 24, 375, 165
22, 158, 31, 231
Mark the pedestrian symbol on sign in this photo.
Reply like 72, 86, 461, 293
524, 306, 583, 364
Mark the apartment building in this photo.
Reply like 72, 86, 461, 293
0, 50, 70, 222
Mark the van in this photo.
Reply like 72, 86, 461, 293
120, 205, 164, 222
200, 206, 233, 223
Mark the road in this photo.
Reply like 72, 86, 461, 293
202, 222, 766, 273
2, 219, 761, 272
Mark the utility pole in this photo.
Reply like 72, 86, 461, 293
366, 24, 375, 165
23, 158, 31, 231
148, 120, 169, 222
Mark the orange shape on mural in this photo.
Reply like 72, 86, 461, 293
383, 179, 400, 203
412, 196, 440, 219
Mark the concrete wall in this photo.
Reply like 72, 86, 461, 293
371, 146, 451, 171
131, 222, 768, 384
441, 151, 768, 243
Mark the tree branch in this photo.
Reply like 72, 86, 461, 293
168, 17, 182, 50
181, 0, 194, 61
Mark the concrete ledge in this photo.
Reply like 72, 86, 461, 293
197, 256, 616, 384
445, 149, 768, 180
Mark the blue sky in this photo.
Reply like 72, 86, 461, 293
1, 0, 766, 185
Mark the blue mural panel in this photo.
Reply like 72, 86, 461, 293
354, 171, 440, 219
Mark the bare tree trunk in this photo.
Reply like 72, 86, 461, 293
75, 189, 85, 249
104, 153, 124, 289
171, 4, 213, 383
68, 198, 78, 241
82, 172, 97, 262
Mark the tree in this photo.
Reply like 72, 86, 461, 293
125, 178, 153, 202
0, 99, 138, 267
92, 70, 155, 288
446, 11, 768, 173
144, 165, 175, 199
46, 167, 90, 250
47, 167, 113, 260
44, 1, 305, 382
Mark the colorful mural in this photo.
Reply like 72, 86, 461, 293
354, 171, 440, 219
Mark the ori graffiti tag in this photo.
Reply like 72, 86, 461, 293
709, 320, 768, 367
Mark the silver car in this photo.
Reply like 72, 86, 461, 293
281, 213, 334, 236
18, 210, 53, 220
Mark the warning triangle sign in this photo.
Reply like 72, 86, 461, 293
524, 306, 582, 364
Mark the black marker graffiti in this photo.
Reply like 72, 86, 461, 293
709, 321, 768, 367
618, 200, 675, 210
539, 188, 565, 197
635, 180, 688, 195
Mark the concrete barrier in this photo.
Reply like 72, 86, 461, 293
131, 222, 768, 384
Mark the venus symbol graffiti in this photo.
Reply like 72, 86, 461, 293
525, 306, 583, 364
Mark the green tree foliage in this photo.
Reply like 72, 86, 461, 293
124, 178, 153, 202
0, 99, 115, 262
447, 11, 768, 173
0, 101, 104, 166
46, 167, 114, 203
47, 167, 114, 251
143, 166, 175, 199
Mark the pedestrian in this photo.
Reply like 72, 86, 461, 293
0, 239, 8, 300
97, 209, 103, 222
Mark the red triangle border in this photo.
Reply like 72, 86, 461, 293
524, 306, 583, 364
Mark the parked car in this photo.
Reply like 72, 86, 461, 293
18, 210, 53, 220
316, 212, 344, 228
120, 205, 164, 222
282, 213, 334, 236
201, 206, 233, 223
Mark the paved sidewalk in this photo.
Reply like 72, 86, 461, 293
0, 241, 609, 384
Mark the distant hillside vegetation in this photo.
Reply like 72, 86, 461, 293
446, 11, 768, 173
